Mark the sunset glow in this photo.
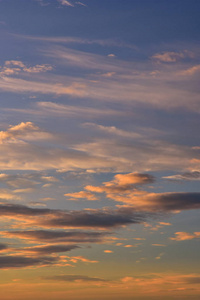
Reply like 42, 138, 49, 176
0, 1, 200, 299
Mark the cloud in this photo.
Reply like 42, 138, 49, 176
155, 252, 165, 260
163, 171, 200, 181
0, 45, 200, 113
115, 192, 200, 211
0, 203, 52, 217
3, 230, 109, 243
16, 33, 137, 50
43, 274, 107, 282
0, 60, 52, 77
58, 0, 74, 7
0, 172, 58, 188
170, 232, 200, 241
66, 255, 98, 263
0, 188, 21, 200
0, 203, 145, 229
83, 123, 141, 139
0, 121, 52, 144
1, 193, 198, 232
65, 173, 200, 211
84, 174, 200, 211
0, 243, 8, 251
0, 122, 129, 172
85, 172, 154, 195
151, 51, 194, 63
19, 244, 79, 255
1, 118, 199, 174
66, 172, 154, 201
34, 0, 87, 8
0, 139, 123, 172
64, 191, 99, 201
179, 64, 200, 76
0, 255, 57, 269
34, 101, 124, 118
0, 75, 86, 97
120, 273, 200, 289
73, 137, 199, 173
40, 207, 144, 229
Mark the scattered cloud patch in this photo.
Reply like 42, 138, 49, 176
0, 122, 52, 144
104, 250, 113, 253
64, 191, 99, 201
170, 232, 200, 241
152, 50, 194, 63
85, 172, 154, 195
0, 60, 52, 77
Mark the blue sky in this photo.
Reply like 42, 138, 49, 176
0, 1, 199, 299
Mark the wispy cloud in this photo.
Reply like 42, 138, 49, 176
58, 0, 74, 6
151, 50, 194, 63
178, 64, 200, 76
15, 33, 137, 50
163, 171, 200, 181
83, 123, 141, 139
43, 274, 107, 282
0, 172, 58, 189
0, 45, 200, 113
35, 0, 87, 8
58, 0, 87, 7
17, 244, 79, 255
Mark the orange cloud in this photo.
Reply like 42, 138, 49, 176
170, 232, 200, 241
64, 191, 99, 201
85, 172, 154, 195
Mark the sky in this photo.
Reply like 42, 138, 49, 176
0, 0, 200, 299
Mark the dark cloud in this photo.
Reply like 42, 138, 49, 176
185, 276, 200, 284
0, 243, 8, 251
113, 192, 200, 212
43, 274, 108, 282
22, 244, 79, 255
1, 192, 199, 232
42, 209, 144, 229
145, 192, 200, 211
0, 255, 57, 269
4, 230, 110, 243
0, 203, 145, 228
0, 203, 51, 216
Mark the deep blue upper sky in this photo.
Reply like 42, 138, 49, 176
1, 0, 200, 44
